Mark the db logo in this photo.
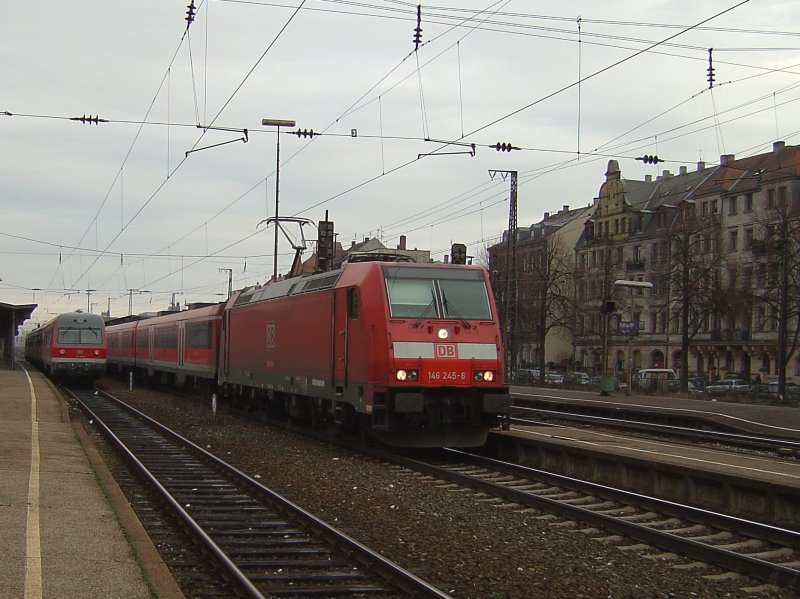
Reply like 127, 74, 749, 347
265, 323, 276, 349
435, 343, 457, 358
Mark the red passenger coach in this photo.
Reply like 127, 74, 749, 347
24, 311, 106, 381
107, 304, 223, 387
222, 261, 510, 447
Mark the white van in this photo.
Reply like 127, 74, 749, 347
636, 368, 677, 390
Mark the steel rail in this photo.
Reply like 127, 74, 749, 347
68, 387, 450, 599
369, 446, 800, 592
66, 388, 263, 598
509, 406, 800, 453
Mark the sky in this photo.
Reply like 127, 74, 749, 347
2, 0, 798, 324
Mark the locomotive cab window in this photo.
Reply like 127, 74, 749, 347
57, 326, 103, 345
383, 266, 491, 320
347, 288, 359, 320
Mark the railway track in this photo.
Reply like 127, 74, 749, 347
66, 387, 449, 599
510, 405, 800, 457
375, 447, 800, 593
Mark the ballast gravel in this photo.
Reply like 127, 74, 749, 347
93, 379, 794, 599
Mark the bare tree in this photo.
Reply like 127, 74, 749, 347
655, 205, 728, 392
750, 198, 800, 396
516, 234, 575, 383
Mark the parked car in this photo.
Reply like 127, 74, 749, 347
704, 378, 749, 395
565, 371, 591, 385
748, 381, 797, 399
635, 368, 677, 391
545, 371, 565, 384
511, 368, 538, 383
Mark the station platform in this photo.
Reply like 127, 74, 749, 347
511, 384, 800, 440
0, 363, 183, 598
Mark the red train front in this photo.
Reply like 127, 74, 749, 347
24, 311, 106, 381
222, 261, 510, 447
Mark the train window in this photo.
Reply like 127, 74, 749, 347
383, 266, 492, 320
187, 322, 212, 349
347, 288, 359, 319
137, 330, 149, 348
57, 327, 103, 345
153, 327, 178, 349
385, 278, 439, 318
440, 279, 491, 320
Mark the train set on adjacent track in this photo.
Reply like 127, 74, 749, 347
24, 311, 107, 381
99, 260, 510, 447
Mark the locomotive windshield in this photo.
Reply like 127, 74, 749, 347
383, 266, 492, 320
57, 326, 104, 345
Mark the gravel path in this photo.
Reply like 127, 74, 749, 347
94, 378, 794, 598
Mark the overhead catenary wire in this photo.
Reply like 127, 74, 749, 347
9, 0, 795, 316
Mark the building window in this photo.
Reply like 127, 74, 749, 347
728, 196, 737, 215
767, 188, 775, 209
744, 193, 753, 212
701, 202, 708, 215
711, 199, 718, 214
729, 230, 738, 251
778, 186, 787, 206
616, 247, 623, 264
744, 227, 753, 249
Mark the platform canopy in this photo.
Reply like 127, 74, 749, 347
0, 302, 37, 366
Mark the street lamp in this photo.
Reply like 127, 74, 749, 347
614, 279, 653, 394
262, 118, 296, 281
86, 289, 96, 313
128, 289, 151, 316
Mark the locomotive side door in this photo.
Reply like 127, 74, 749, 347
333, 287, 349, 390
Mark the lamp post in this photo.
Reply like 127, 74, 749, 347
128, 289, 151, 316
262, 118, 296, 281
86, 289, 96, 313
614, 279, 653, 394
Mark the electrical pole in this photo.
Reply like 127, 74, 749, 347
489, 169, 518, 380
219, 268, 233, 299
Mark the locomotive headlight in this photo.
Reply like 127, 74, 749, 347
59, 349, 66, 355
94, 350, 100, 356
437, 328, 449, 339
483, 370, 494, 382
396, 369, 419, 382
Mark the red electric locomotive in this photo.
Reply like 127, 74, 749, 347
25, 311, 107, 381
221, 261, 510, 447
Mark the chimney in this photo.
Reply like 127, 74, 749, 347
364, 236, 369, 243
662, 170, 672, 178
697, 161, 705, 171
720, 154, 735, 165
350, 240, 356, 248
398, 235, 407, 250
679, 166, 687, 175
543, 212, 550, 220
562, 204, 569, 213
773, 140, 785, 154
645, 174, 652, 182
444, 255, 450, 264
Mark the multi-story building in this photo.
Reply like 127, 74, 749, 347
494, 141, 800, 385
488, 204, 593, 370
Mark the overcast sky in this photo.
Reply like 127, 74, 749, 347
2, 0, 798, 323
